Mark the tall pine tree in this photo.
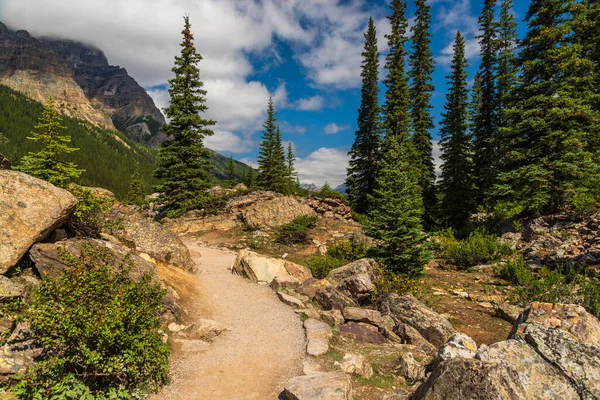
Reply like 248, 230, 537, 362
154, 16, 215, 217
384, 0, 410, 143
495, 0, 519, 131
225, 155, 236, 187
257, 98, 287, 193
494, 0, 600, 216
126, 169, 145, 206
16, 97, 83, 187
472, 0, 498, 204
439, 31, 475, 230
409, 0, 436, 226
286, 143, 298, 193
346, 17, 383, 214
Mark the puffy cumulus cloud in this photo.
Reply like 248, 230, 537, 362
295, 147, 349, 187
280, 121, 306, 135
294, 95, 324, 111
205, 130, 254, 155
323, 122, 350, 135
432, 140, 442, 177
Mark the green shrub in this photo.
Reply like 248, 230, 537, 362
498, 255, 533, 286
371, 266, 419, 304
438, 228, 512, 268
276, 215, 318, 244
67, 185, 121, 237
304, 235, 369, 279
14, 244, 169, 398
351, 210, 369, 227
305, 256, 345, 279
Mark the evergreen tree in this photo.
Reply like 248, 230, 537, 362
368, 138, 429, 276
384, 0, 410, 143
346, 17, 383, 214
494, 0, 600, 216
257, 98, 287, 193
286, 143, 298, 193
469, 73, 483, 130
472, 0, 498, 203
439, 31, 476, 230
125, 169, 145, 206
408, 0, 436, 226
16, 97, 83, 187
225, 155, 236, 187
495, 0, 519, 131
154, 16, 215, 217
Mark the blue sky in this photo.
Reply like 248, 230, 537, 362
1, 0, 529, 187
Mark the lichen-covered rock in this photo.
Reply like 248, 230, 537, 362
337, 353, 373, 378
314, 286, 356, 310
383, 294, 455, 348
411, 357, 527, 400
0, 276, 23, 300
103, 203, 194, 270
238, 194, 317, 229
431, 333, 478, 371
476, 339, 579, 400
0, 170, 77, 272
284, 372, 352, 400
326, 259, 376, 303
398, 352, 425, 382
270, 274, 301, 291
339, 323, 388, 344
342, 307, 383, 326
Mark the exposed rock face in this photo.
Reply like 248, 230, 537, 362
103, 203, 194, 271
325, 258, 377, 304
306, 197, 353, 221
284, 372, 352, 400
430, 333, 477, 371
314, 286, 356, 310
0, 170, 77, 273
383, 294, 455, 348
0, 23, 165, 144
232, 249, 311, 284
411, 358, 527, 400
342, 307, 383, 326
337, 353, 373, 378
238, 194, 317, 229
0, 323, 42, 383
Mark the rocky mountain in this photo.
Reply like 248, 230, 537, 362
0, 21, 166, 145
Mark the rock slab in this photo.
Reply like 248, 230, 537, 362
284, 372, 352, 400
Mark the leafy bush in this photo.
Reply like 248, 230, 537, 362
498, 255, 533, 286
67, 185, 121, 237
276, 215, 318, 244
438, 228, 512, 268
304, 235, 369, 279
371, 266, 419, 304
14, 244, 169, 398
305, 255, 345, 279
351, 210, 369, 227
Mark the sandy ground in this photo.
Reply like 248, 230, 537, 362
150, 239, 305, 400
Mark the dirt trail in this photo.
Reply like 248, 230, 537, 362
151, 239, 305, 400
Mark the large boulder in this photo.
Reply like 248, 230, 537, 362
0, 171, 77, 273
510, 302, 600, 348
283, 372, 352, 400
383, 294, 455, 348
430, 333, 477, 371
325, 259, 377, 303
103, 203, 194, 270
411, 357, 527, 400
476, 339, 579, 399
235, 192, 317, 229
232, 249, 312, 284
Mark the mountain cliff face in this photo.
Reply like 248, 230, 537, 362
0, 22, 166, 145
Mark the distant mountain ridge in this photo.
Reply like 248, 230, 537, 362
0, 21, 166, 145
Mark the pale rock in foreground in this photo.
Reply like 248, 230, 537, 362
232, 249, 311, 284
0, 170, 77, 273
284, 372, 352, 400
342, 307, 383, 326
430, 333, 477, 371
336, 353, 373, 378
304, 318, 332, 356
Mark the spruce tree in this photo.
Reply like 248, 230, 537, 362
384, 0, 410, 143
408, 0, 436, 226
472, 0, 498, 203
439, 31, 476, 230
286, 143, 298, 193
257, 99, 287, 193
346, 17, 383, 214
494, 0, 600, 216
154, 16, 215, 217
126, 169, 145, 206
16, 97, 83, 187
368, 137, 429, 276
225, 155, 236, 187
495, 0, 519, 131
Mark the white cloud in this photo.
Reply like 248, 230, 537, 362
280, 121, 306, 135
323, 122, 350, 135
432, 140, 442, 177
432, 0, 481, 67
239, 157, 258, 169
436, 36, 480, 66
204, 130, 254, 154
296, 147, 349, 187
295, 95, 324, 111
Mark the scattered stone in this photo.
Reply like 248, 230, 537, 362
0, 170, 77, 273
302, 360, 321, 375
295, 309, 321, 320
449, 289, 468, 298
185, 319, 228, 341
326, 258, 377, 302
232, 249, 288, 284
314, 286, 356, 310
496, 303, 522, 324
336, 353, 373, 378
283, 372, 352, 400
398, 352, 425, 382
383, 294, 455, 348
339, 323, 388, 344
304, 318, 333, 340
270, 274, 301, 291
393, 323, 437, 354
168, 322, 187, 333
297, 278, 331, 299
278, 291, 305, 309
342, 307, 383, 326
306, 338, 329, 356
0, 277, 23, 300
478, 301, 494, 309
320, 309, 345, 326
431, 333, 478, 371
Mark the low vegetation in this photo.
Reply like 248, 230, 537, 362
305, 235, 368, 279
275, 215, 318, 245
67, 186, 121, 237
438, 228, 512, 269
13, 244, 169, 399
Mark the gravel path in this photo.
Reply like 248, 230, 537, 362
150, 239, 305, 400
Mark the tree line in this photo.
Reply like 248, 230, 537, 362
347, 0, 600, 275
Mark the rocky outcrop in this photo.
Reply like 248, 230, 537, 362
232, 249, 311, 284
383, 294, 455, 348
238, 194, 317, 229
283, 372, 352, 400
0, 170, 77, 273
325, 258, 377, 304
103, 203, 194, 271
306, 197, 353, 222
430, 333, 477, 371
